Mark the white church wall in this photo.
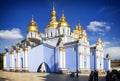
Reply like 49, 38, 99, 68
28, 44, 44, 72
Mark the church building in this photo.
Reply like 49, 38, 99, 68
2, 4, 111, 73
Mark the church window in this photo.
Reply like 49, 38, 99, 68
21, 58, 23, 68
63, 29, 65, 34
84, 61, 86, 68
15, 59, 16, 68
67, 29, 69, 35
35, 33, 36, 38
73, 47, 76, 51
31, 32, 32, 37
51, 32, 52, 37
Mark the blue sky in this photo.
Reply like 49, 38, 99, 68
0, 0, 120, 59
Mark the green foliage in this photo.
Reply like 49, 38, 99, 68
0, 53, 3, 70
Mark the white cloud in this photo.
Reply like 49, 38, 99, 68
105, 26, 111, 31
103, 41, 111, 47
0, 28, 23, 40
104, 47, 120, 60
87, 21, 111, 32
98, 33, 105, 36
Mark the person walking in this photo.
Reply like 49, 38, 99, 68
88, 71, 94, 81
106, 70, 110, 81
94, 70, 98, 81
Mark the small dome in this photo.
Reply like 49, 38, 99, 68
28, 17, 39, 32
38, 33, 42, 38
57, 11, 69, 27
76, 25, 82, 31
96, 38, 102, 45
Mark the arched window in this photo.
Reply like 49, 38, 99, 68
63, 29, 65, 35
68, 29, 69, 35
35, 33, 36, 38
31, 32, 32, 38
51, 32, 52, 37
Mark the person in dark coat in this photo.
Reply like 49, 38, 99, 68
106, 70, 110, 81
94, 70, 98, 81
111, 69, 120, 81
88, 71, 94, 81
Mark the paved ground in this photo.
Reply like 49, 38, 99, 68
0, 70, 106, 81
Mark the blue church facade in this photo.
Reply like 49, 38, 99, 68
2, 5, 111, 73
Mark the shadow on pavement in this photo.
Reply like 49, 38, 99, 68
0, 77, 11, 81
37, 73, 105, 81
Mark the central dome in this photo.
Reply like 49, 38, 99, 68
46, 10, 58, 29
57, 11, 69, 27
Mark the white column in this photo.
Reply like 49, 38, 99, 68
23, 47, 28, 72
3, 53, 7, 70
16, 49, 20, 71
96, 57, 98, 70
79, 52, 83, 70
86, 55, 90, 70
10, 51, 15, 71
63, 49, 66, 68
59, 49, 63, 68
96, 57, 100, 70
108, 59, 111, 70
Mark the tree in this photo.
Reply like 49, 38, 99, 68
0, 53, 3, 70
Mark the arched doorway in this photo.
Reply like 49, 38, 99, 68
37, 62, 50, 72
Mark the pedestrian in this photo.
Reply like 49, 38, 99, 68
94, 70, 98, 81
88, 71, 94, 81
111, 69, 120, 81
106, 70, 110, 81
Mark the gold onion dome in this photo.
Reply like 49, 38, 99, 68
76, 22, 82, 31
96, 38, 102, 45
38, 32, 42, 38
46, 4, 58, 28
58, 11, 69, 27
28, 16, 39, 32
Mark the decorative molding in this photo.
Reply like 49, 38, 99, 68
16, 49, 20, 53
23, 47, 28, 51
3, 53, 7, 56
63, 48, 66, 52
79, 52, 83, 55
10, 51, 14, 54
59, 47, 63, 51
87, 53, 90, 56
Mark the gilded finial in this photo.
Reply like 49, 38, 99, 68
78, 20, 80, 26
52, 1, 55, 11
32, 15, 34, 21
62, 10, 64, 17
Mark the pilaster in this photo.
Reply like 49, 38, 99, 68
10, 51, 15, 72
23, 47, 28, 72
16, 49, 21, 72
3, 53, 7, 71
59, 47, 67, 74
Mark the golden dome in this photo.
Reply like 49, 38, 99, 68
76, 21, 82, 31
46, 7, 58, 28
38, 33, 42, 38
28, 16, 39, 32
58, 11, 69, 27
96, 38, 102, 45
76, 25, 82, 31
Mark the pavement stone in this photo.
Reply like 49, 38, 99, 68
0, 70, 106, 81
